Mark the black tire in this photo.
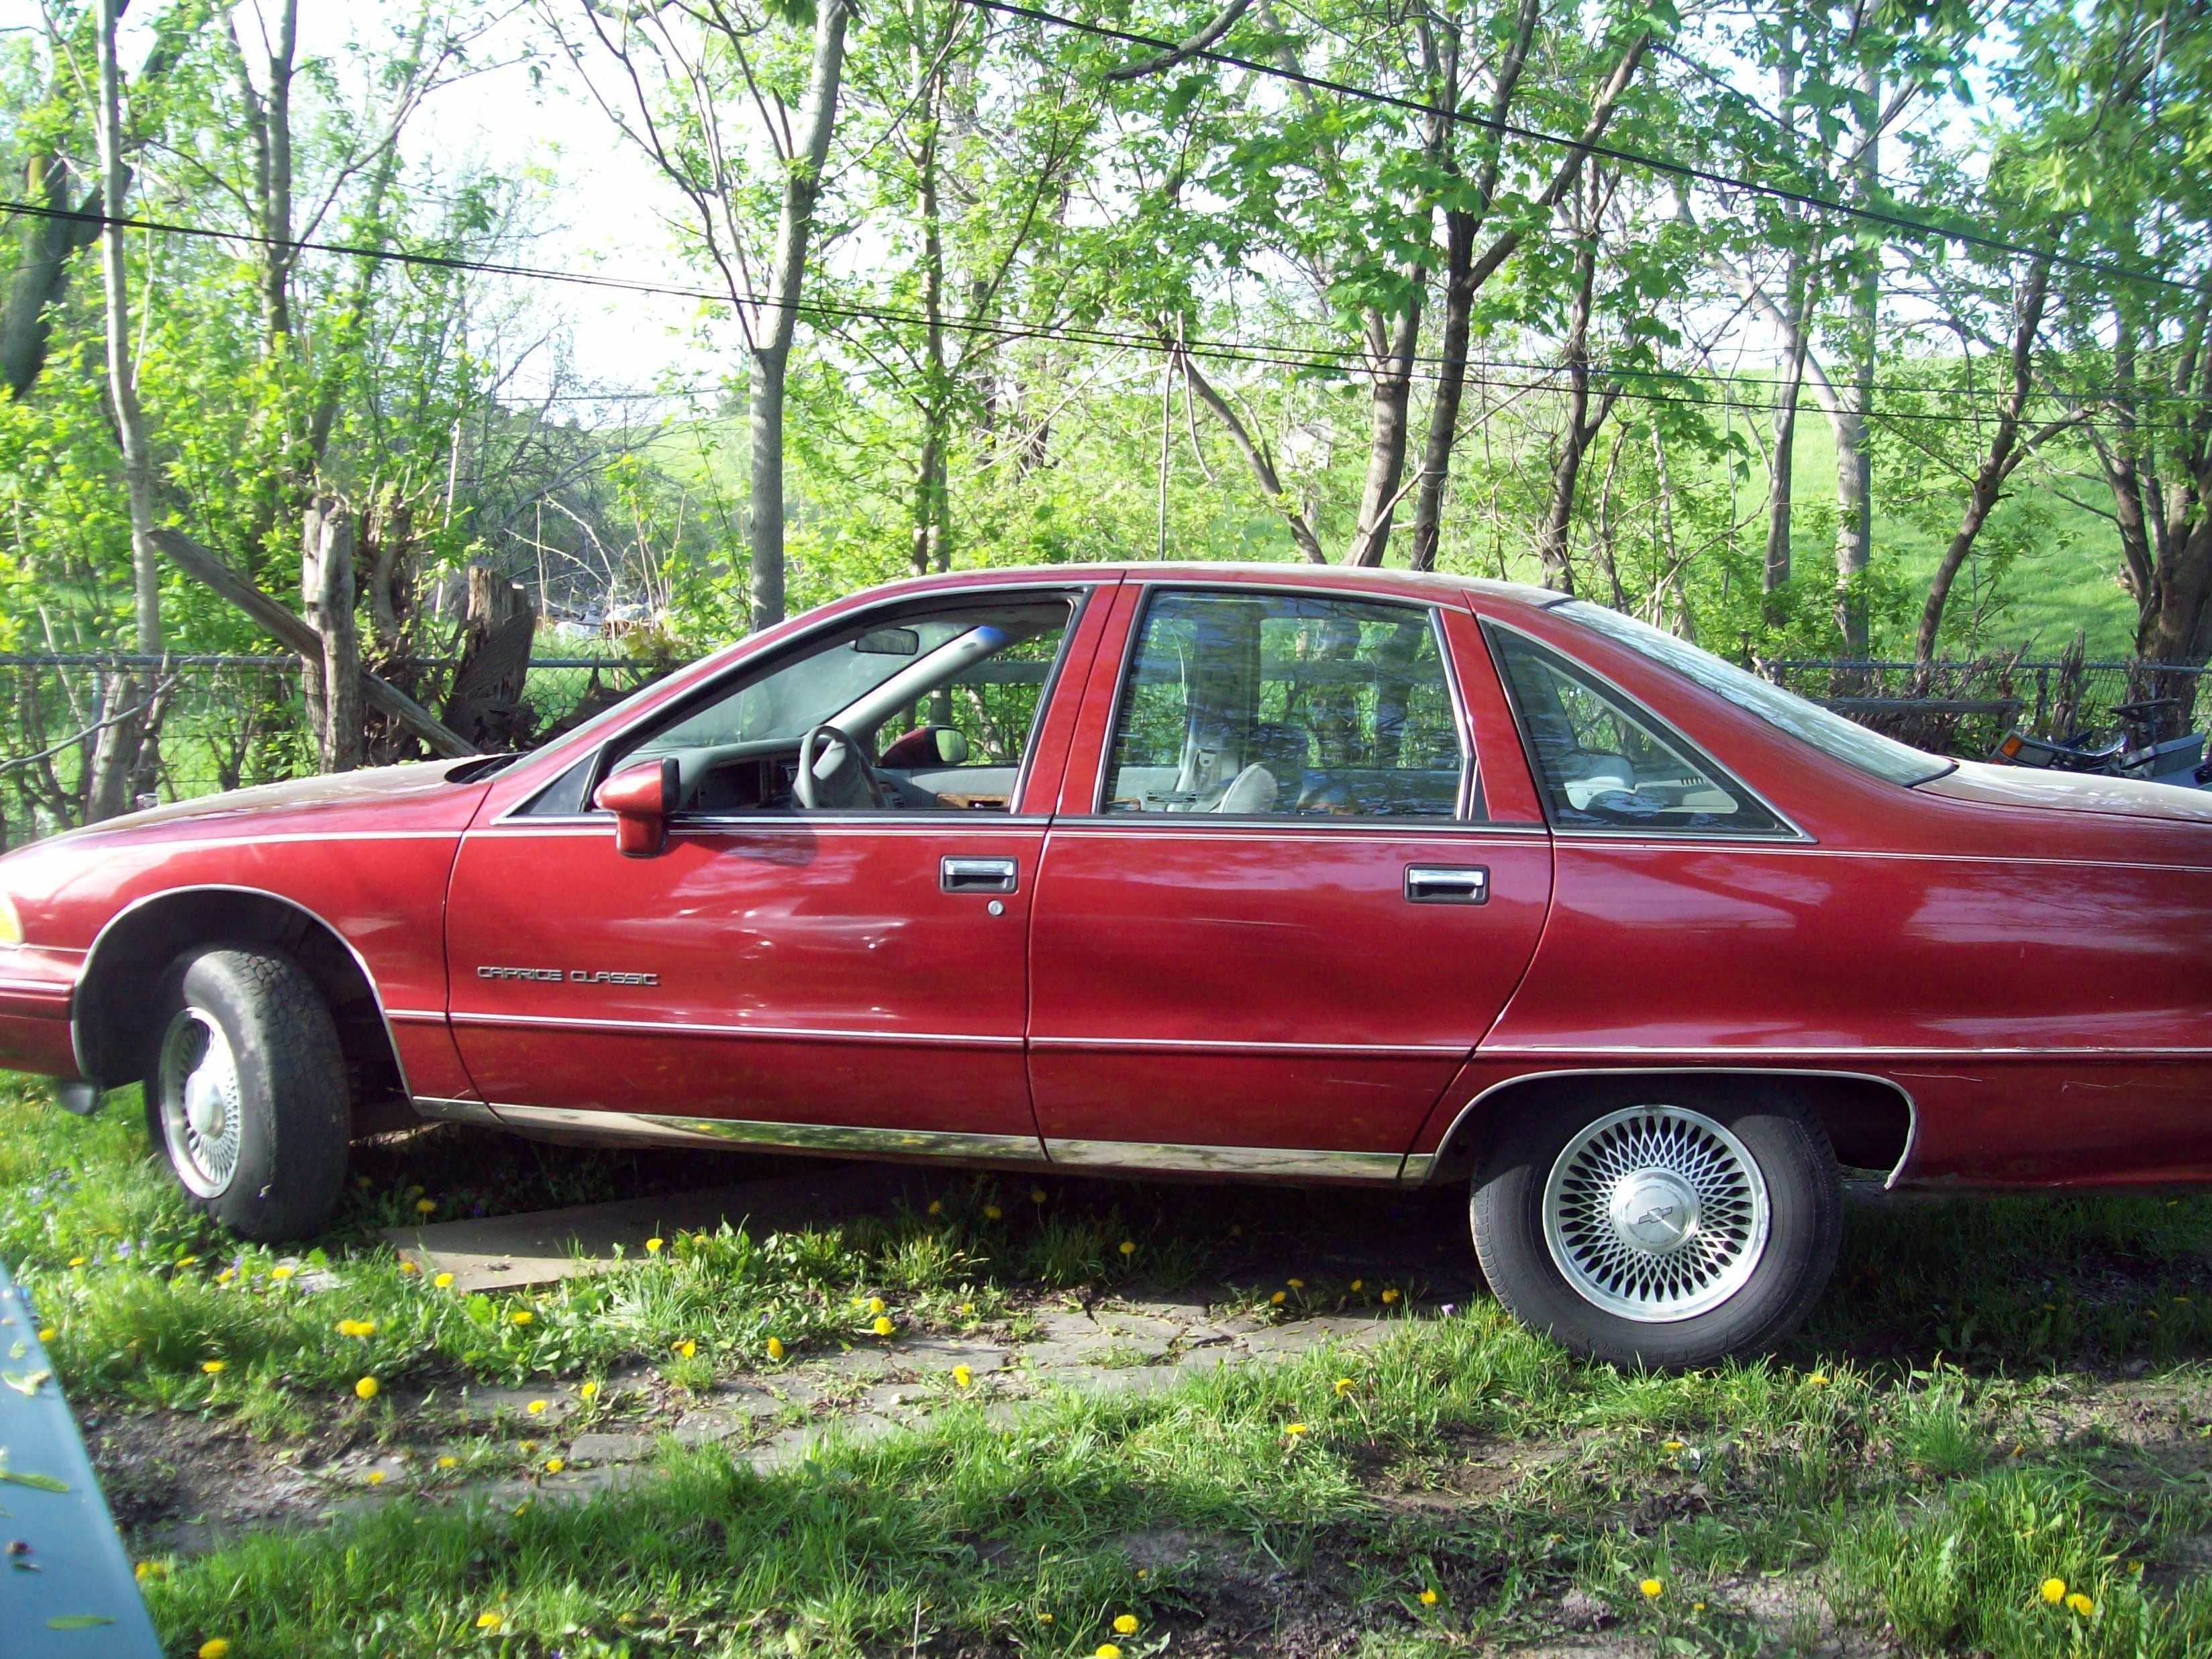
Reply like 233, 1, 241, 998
1470, 1081, 1841, 1368
144, 946, 351, 1242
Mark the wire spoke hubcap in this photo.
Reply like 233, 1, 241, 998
1542, 1105, 1770, 1323
158, 1007, 243, 1199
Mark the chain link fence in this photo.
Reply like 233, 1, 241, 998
5, 648, 2209, 846
0, 652, 665, 846
1761, 658, 2212, 761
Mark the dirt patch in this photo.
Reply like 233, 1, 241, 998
82, 1407, 328, 1557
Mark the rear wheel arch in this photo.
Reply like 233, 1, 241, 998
1426, 1068, 1914, 1187
74, 887, 411, 1128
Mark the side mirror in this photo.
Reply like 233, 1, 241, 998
594, 758, 676, 858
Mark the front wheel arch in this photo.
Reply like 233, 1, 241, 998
75, 887, 409, 1127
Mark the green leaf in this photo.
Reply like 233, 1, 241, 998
2, 1370, 51, 1395
0, 1469, 70, 1492
46, 1615, 117, 1629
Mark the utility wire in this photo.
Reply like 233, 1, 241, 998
0, 195, 2172, 431
962, 0, 2207, 297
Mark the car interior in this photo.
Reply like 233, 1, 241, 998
1101, 590, 1469, 818
525, 598, 1073, 817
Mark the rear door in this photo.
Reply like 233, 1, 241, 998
1026, 581, 1554, 1176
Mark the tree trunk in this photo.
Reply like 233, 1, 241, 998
441, 567, 536, 752
1534, 226, 1614, 592
749, 0, 852, 631
1915, 255, 2053, 663
88, 0, 160, 823
1833, 58, 1880, 648
1345, 302, 1424, 566
1765, 256, 1811, 593
909, 30, 951, 581
303, 498, 362, 772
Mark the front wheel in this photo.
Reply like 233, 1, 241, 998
145, 946, 351, 1242
1470, 1083, 1840, 1368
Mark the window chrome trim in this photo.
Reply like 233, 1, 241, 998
497, 580, 1103, 826
1478, 617, 1813, 844
1092, 582, 1477, 823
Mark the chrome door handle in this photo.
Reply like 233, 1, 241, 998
941, 855, 1018, 893
1404, 864, 1488, 904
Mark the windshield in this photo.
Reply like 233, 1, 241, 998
1554, 601, 1954, 788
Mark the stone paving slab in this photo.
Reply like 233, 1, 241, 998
382, 1162, 925, 1292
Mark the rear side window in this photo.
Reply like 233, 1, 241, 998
1102, 589, 1473, 819
1486, 624, 1785, 836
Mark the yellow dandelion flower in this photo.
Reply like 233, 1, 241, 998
1095, 1646, 1121, 1659
766, 1336, 785, 1361
198, 1641, 232, 1659
398, 1260, 420, 1276
1693, 1601, 1707, 1613
476, 1611, 504, 1630
868, 1296, 887, 1315
985, 1203, 1003, 1219
2066, 1593, 2094, 1615
527, 1399, 548, 1415
1418, 1588, 1438, 1607
1113, 1613, 1139, 1635
1287, 1277, 1305, 1289
201, 1360, 227, 1375
1031, 1187, 1048, 1203
354, 1376, 379, 1400
544, 1458, 564, 1474
1350, 1278, 1364, 1291
1119, 1240, 1136, 1257
270, 1265, 295, 1280
2129, 1562, 2144, 1577
215, 1268, 236, 1283
646, 1237, 663, 1254
1039, 1611, 1052, 1623
953, 1364, 974, 1388
366, 1470, 387, 1485
1334, 1377, 1354, 1396
579, 1381, 599, 1401
1380, 1289, 1400, 1305
1270, 1291, 1287, 1306
520, 1439, 538, 1454
873, 1315, 895, 1337
68, 1256, 86, 1267
434, 1272, 454, 1289
509, 1309, 533, 1326
2040, 1578, 2067, 1605
1663, 1439, 1684, 1451
38, 1326, 56, 1342
438, 1456, 458, 1469
959, 1301, 974, 1316
1285, 1422, 1309, 1436
927, 1199, 944, 1216
174, 1256, 199, 1268
415, 1198, 436, 1215
1640, 1578, 1663, 1599
1806, 1372, 1829, 1385
676, 1340, 697, 1359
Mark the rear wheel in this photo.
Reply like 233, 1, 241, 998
145, 946, 351, 1242
1470, 1083, 1840, 1367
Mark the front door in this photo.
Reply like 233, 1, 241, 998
1027, 584, 1554, 1176
443, 586, 1100, 1161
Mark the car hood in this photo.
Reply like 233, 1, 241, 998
47, 760, 487, 842
1919, 758, 2212, 826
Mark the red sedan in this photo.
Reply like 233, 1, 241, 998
4, 564, 2209, 1365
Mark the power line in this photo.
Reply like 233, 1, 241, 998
962, 0, 2207, 298
0, 195, 2166, 432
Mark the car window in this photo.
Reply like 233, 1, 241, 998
573, 596, 1072, 815
1556, 600, 1952, 787
1101, 589, 1472, 819
1486, 625, 1784, 836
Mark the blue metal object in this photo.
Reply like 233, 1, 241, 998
0, 1261, 162, 1654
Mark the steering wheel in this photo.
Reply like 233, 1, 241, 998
794, 723, 888, 811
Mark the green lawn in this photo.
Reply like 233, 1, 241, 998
8, 1080, 2212, 1657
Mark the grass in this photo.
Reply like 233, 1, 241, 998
8, 1076, 2212, 1656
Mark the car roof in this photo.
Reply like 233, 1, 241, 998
860, 560, 1567, 609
